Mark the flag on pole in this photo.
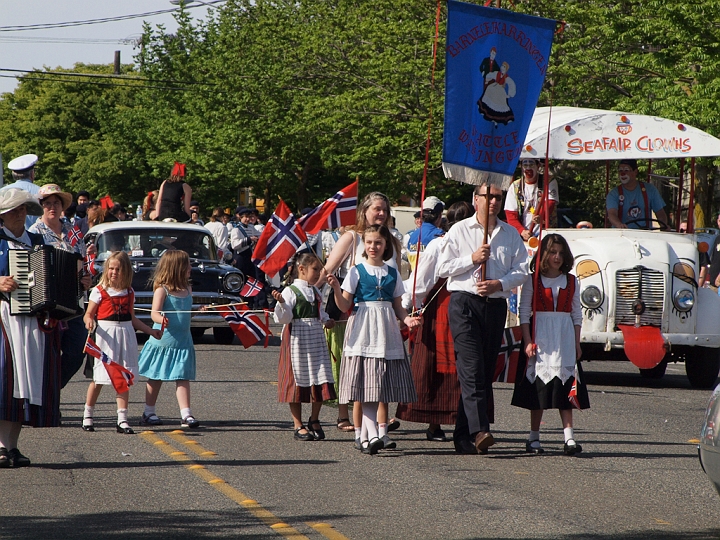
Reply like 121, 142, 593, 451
240, 276, 264, 298
251, 199, 307, 278
216, 304, 272, 349
494, 326, 522, 383
298, 180, 358, 234
83, 252, 98, 276
442, 1, 556, 187
84, 336, 135, 393
568, 377, 581, 409
68, 225, 84, 247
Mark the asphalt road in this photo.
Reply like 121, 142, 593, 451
1, 328, 719, 540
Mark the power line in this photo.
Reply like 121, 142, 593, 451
0, 36, 138, 45
0, 68, 219, 87
0, 2, 224, 33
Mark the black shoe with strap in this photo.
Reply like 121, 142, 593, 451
307, 417, 325, 440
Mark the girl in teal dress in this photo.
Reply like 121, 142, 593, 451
138, 250, 200, 428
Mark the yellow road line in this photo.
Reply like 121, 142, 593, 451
166, 430, 218, 457
688, 438, 701, 444
653, 518, 672, 525
139, 431, 309, 539
307, 522, 352, 540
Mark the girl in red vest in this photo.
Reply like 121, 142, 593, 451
82, 251, 161, 433
512, 234, 590, 455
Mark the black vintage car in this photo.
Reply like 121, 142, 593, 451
85, 221, 245, 344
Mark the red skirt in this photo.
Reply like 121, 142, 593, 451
395, 282, 461, 425
277, 324, 337, 403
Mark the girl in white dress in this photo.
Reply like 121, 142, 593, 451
82, 252, 160, 433
511, 233, 589, 455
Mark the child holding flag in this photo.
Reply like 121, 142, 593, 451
511, 234, 589, 455
271, 253, 336, 441
82, 252, 161, 433
138, 251, 200, 428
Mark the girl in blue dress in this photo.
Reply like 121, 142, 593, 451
327, 225, 420, 454
138, 250, 199, 428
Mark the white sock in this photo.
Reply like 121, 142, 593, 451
144, 404, 156, 417
117, 409, 128, 424
378, 422, 388, 438
354, 427, 362, 440
84, 405, 94, 419
180, 408, 192, 419
564, 427, 574, 443
362, 402, 379, 441
529, 430, 540, 442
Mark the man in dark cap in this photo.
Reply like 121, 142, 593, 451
607, 159, 668, 229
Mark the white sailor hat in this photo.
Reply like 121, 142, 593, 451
7, 154, 38, 172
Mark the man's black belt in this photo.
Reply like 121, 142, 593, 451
478, 296, 506, 304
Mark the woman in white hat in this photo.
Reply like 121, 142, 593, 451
30, 184, 93, 388
0, 188, 61, 468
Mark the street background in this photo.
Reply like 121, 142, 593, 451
0, 327, 718, 540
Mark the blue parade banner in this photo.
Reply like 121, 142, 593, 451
442, 1, 556, 185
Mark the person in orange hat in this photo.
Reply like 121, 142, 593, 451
155, 162, 192, 222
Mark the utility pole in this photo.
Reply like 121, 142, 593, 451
114, 51, 121, 75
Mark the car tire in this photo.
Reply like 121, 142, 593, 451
639, 358, 668, 380
213, 326, 236, 345
190, 327, 206, 343
685, 347, 720, 389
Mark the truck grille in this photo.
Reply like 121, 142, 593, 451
614, 267, 664, 328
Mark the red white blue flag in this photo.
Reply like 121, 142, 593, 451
84, 336, 135, 393
568, 377, 581, 409
240, 276, 264, 298
298, 180, 358, 234
442, 1, 555, 186
494, 326, 522, 383
251, 199, 307, 278
216, 304, 272, 349
68, 225, 84, 247
83, 252, 98, 276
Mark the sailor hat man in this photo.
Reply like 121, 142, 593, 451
7, 154, 38, 175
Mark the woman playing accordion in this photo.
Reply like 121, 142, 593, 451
0, 188, 62, 468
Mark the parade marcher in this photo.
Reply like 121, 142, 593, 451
511, 234, 589, 455
5, 154, 42, 230
437, 183, 527, 455
272, 253, 336, 441
189, 200, 204, 225
156, 162, 192, 222
82, 252, 161, 434
406, 196, 445, 268
317, 192, 402, 440
30, 184, 93, 389
396, 201, 473, 442
204, 207, 230, 255
230, 206, 266, 308
0, 189, 61, 467
138, 251, 199, 428
327, 225, 420, 454
504, 158, 559, 241
606, 159, 668, 229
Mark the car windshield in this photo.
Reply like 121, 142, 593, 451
95, 228, 217, 261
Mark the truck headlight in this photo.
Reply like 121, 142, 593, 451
223, 273, 243, 293
673, 289, 694, 312
580, 285, 603, 309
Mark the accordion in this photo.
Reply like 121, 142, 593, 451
8, 245, 84, 320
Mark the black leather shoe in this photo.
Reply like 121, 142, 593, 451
387, 419, 400, 432
564, 441, 583, 456
8, 448, 30, 467
426, 427, 448, 442
525, 440, 544, 454
362, 437, 383, 455
307, 417, 325, 441
454, 438, 478, 455
116, 422, 135, 434
81, 420, 95, 432
294, 426, 315, 441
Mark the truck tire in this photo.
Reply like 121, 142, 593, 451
685, 347, 720, 389
639, 359, 668, 379
213, 326, 236, 345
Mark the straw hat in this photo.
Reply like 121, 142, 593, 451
0, 188, 43, 215
37, 184, 73, 211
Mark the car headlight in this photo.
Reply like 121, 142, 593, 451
580, 285, 603, 309
673, 289, 695, 312
223, 273, 243, 293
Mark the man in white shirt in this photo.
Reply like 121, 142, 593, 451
437, 183, 527, 454
4, 154, 41, 229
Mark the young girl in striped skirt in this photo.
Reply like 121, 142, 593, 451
327, 225, 420, 454
272, 253, 336, 441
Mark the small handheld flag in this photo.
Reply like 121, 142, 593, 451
298, 180, 358, 234
251, 200, 307, 278
84, 336, 134, 394
240, 276, 264, 298
216, 304, 272, 349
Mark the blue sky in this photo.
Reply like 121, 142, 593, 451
0, 1, 214, 94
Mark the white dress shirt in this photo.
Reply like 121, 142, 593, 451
436, 215, 527, 298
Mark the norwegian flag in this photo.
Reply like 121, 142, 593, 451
568, 376, 581, 409
68, 225, 84, 247
84, 336, 135, 393
216, 304, 272, 349
494, 326, 522, 383
251, 199, 307, 278
240, 276, 264, 298
83, 252, 98, 276
298, 180, 358, 235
